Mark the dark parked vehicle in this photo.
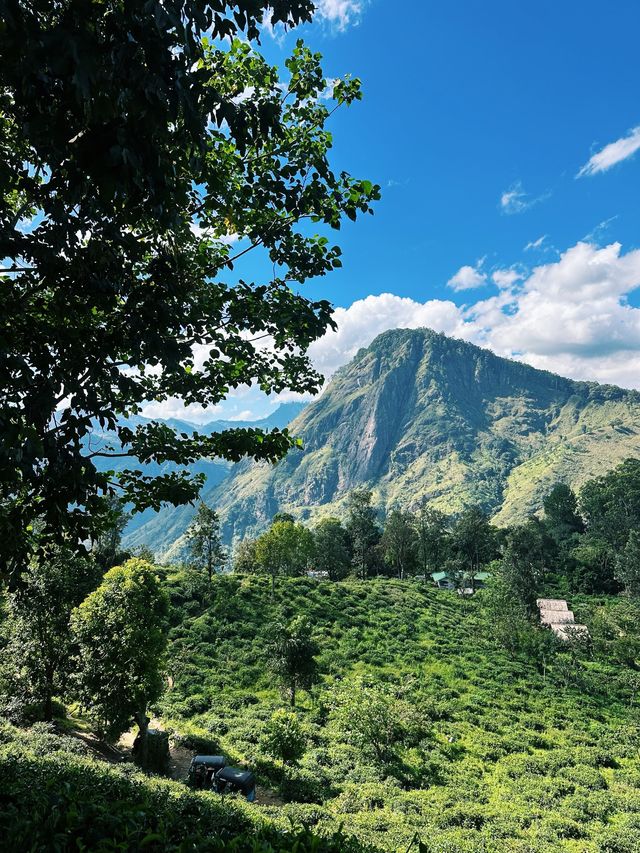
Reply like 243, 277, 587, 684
188, 755, 226, 790
214, 766, 257, 802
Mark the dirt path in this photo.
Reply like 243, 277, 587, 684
168, 744, 193, 781
255, 785, 285, 806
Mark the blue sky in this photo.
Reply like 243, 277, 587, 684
144, 0, 640, 422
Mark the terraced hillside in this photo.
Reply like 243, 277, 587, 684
157, 572, 640, 852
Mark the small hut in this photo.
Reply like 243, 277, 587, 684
535, 598, 589, 641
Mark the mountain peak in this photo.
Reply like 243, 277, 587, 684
125, 329, 640, 557
206, 329, 640, 544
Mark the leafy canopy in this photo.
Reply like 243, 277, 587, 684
71, 558, 169, 739
268, 615, 318, 705
186, 502, 226, 581
0, 1, 379, 575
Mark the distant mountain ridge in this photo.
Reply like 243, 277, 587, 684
88, 402, 307, 550
128, 328, 640, 559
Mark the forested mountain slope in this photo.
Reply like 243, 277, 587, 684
129, 328, 640, 557
201, 328, 640, 545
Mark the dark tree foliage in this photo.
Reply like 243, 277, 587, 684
0, 1, 379, 577
579, 459, 640, 550
414, 505, 450, 578
499, 521, 548, 616
451, 506, 497, 576
312, 517, 352, 580
345, 488, 380, 580
3, 547, 99, 722
92, 496, 130, 571
543, 483, 584, 545
267, 615, 318, 706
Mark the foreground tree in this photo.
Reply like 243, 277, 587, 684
5, 547, 98, 721
71, 559, 169, 767
345, 488, 380, 580
262, 709, 306, 782
268, 616, 318, 706
186, 503, 226, 581
0, 2, 379, 577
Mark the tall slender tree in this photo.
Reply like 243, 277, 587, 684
186, 503, 226, 581
345, 488, 380, 580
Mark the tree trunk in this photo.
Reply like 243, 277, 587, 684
43, 664, 55, 721
43, 687, 53, 722
134, 709, 150, 771
290, 683, 296, 707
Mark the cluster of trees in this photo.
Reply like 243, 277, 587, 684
232, 488, 499, 585
494, 459, 640, 621
0, 543, 169, 769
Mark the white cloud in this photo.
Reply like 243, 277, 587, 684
492, 268, 523, 289
141, 400, 225, 424
316, 0, 364, 31
447, 264, 487, 291
309, 241, 640, 392
500, 182, 548, 215
578, 126, 640, 177
582, 215, 618, 244
525, 235, 547, 251
307, 293, 466, 378
500, 182, 531, 214
143, 241, 640, 423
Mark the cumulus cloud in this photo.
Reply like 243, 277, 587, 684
309, 241, 640, 391
307, 293, 466, 378
145, 241, 640, 423
447, 264, 487, 291
492, 268, 523, 289
578, 126, 640, 177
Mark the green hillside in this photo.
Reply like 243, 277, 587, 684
156, 571, 640, 852
138, 328, 640, 557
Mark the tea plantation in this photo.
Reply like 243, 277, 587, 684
156, 572, 640, 852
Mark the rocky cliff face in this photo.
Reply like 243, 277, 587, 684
131, 328, 640, 556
